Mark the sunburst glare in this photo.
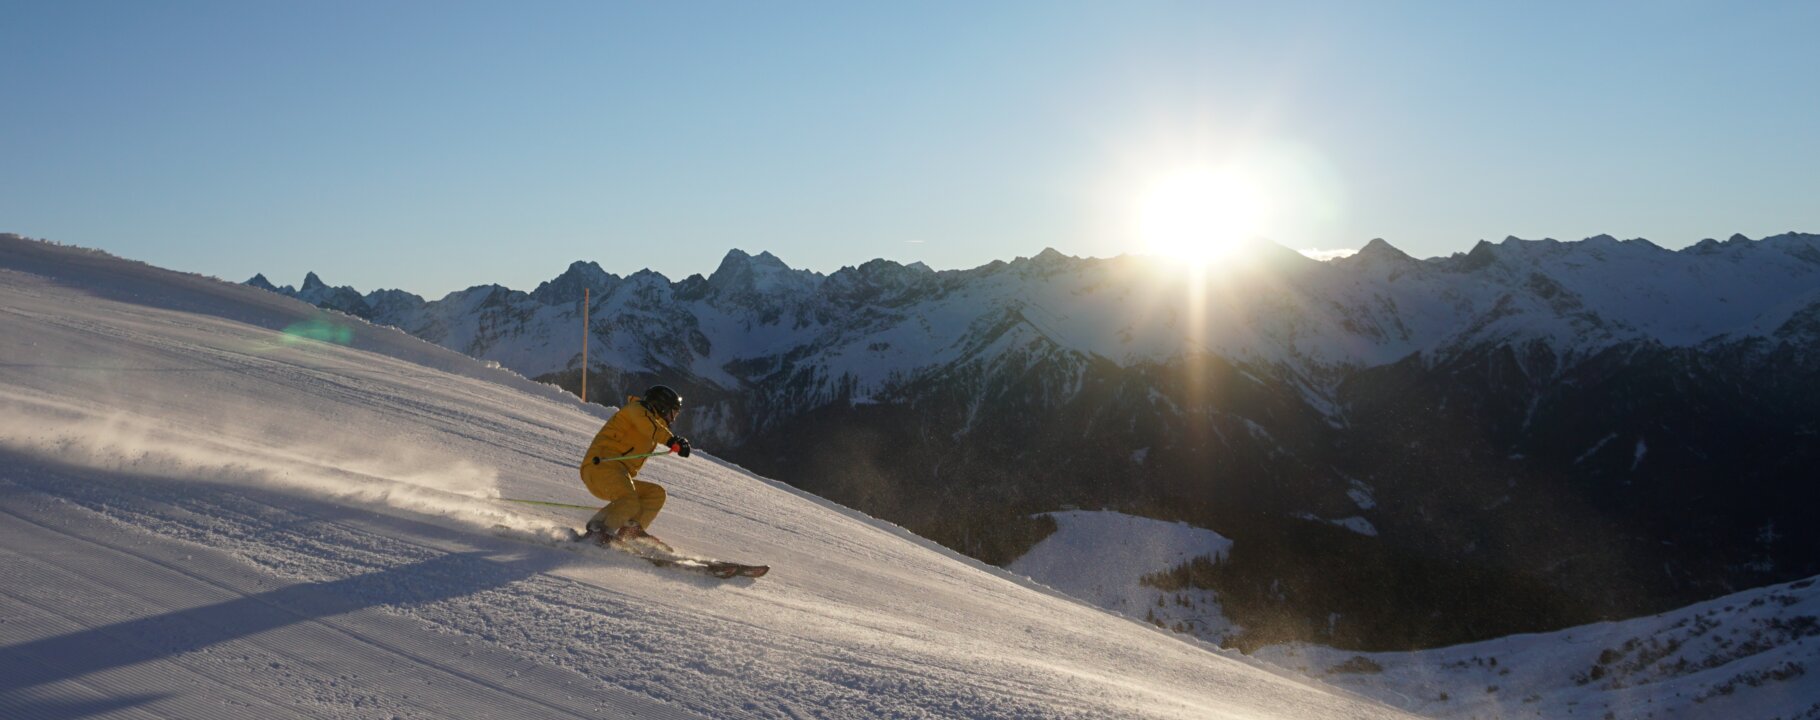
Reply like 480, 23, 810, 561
1135, 166, 1274, 264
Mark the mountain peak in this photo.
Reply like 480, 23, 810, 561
1463, 239, 1500, 269
246, 273, 279, 292
1356, 238, 1412, 262
709, 249, 815, 293
289, 271, 373, 317
716, 248, 792, 272
701, 249, 823, 318
1433, 239, 1503, 272
531, 260, 618, 305
1685, 233, 1757, 255
1011, 247, 1074, 273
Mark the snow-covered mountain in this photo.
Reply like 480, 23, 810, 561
1009, 510, 1820, 719
245, 232, 1820, 654
0, 234, 1410, 718
259, 234, 1820, 414
1255, 574, 1820, 720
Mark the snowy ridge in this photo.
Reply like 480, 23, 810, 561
1255, 576, 1820, 720
0, 235, 1407, 718
0, 235, 603, 419
245, 233, 1820, 427
1007, 511, 1820, 720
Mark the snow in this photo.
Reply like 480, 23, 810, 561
0, 236, 1407, 719
1347, 480, 1378, 510
1576, 432, 1620, 464
289, 234, 1820, 431
1009, 511, 1239, 644
234, 235, 1820, 445
1330, 516, 1379, 537
1004, 507, 1820, 719
1253, 576, 1820, 720
1293, 513, 1380, 537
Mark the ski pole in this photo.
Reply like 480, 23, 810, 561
497, 497, 597, 510
597, 449, 674, 463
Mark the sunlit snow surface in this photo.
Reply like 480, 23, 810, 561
1009, 511, 1238, 644
0, 237, 1408, 719
1007, 508, 1820, 720
1254, 576, 1820, 720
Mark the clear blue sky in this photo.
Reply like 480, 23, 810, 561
4, 1, 1817, 297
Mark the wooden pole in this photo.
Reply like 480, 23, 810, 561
582, 287, 589, 403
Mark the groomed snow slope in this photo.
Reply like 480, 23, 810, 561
0, 239, 1410, 719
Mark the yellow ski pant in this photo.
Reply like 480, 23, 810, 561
580, 460, 666, 530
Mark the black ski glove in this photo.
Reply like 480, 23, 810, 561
667, 435, 692, 458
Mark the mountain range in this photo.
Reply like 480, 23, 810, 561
248, 232, 1820, 650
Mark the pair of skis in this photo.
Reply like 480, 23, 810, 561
572, 529, 769, 579
496, 497, 768, 579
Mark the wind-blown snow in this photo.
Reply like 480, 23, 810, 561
0, 237, 1406, 719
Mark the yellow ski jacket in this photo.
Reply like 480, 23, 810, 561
581, 395, 675, 477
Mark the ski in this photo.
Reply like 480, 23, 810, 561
488, 524, 770, 579
569, 529, 770, 579
637, 552, 771, 579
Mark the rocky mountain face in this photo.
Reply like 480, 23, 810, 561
251, 234, 1820, 651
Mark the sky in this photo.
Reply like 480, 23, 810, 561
4, 1, 1818, 297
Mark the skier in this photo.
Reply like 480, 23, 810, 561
578, 385, 692, 547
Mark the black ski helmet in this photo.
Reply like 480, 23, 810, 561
643, 384, 682, 418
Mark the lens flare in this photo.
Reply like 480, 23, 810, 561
280, 319, 354, 346
1136, 167, 1274, 264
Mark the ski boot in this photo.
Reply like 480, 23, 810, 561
580, 519, 613, 547
611, 522, 671, 553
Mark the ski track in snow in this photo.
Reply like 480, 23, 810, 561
0, 242, 1409, 719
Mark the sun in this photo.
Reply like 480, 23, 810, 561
1135, 167, 1273, 264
